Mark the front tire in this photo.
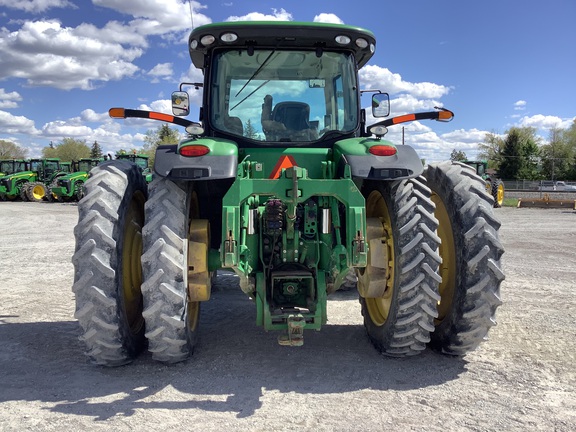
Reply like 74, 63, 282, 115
424, 161, 504, 355
72, 161, 148, 366
358, 178, 442, 356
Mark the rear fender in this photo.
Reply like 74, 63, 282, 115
335, 139, 423, 180
154, 139, 238, 180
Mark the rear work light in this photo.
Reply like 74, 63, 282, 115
369, 145, 397, 156
179, 145, 210, 157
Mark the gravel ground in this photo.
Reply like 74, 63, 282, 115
0, 201, 575, 431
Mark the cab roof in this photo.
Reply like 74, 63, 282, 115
188, 21, 376, 70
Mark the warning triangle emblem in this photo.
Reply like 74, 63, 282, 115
269, 155, 297, 179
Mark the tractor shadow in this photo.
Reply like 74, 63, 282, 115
0, 275, 468, 420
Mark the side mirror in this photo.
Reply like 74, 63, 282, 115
372, 93, 390, 118
172, 91, 190, 116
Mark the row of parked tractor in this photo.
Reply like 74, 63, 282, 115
0, 153, 152, 202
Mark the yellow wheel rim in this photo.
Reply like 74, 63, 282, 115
121, 190, 146, 336
362, 190, 395, 327
497, 184, 504, 205
32, 185, 45, 200
485, 181, 492, 194
186, 192, 202, 332
430, 192, 456, 323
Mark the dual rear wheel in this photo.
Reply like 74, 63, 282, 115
73, 163, 206, 366
359, 161, 504, 356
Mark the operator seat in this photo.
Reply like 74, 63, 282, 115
271, 102, 311, 132
261, 95, 317, 141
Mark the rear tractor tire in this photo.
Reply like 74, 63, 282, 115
424, 161, 504, 355
19, 182, 30, 201
26, 182, 47, 202
358, 178, 442, 356
491, 179, 504, 208
72, 160, 148, 366
141, 177, 209, 363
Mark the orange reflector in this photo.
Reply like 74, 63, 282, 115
180, 145, 210, 157
109, 108, 125, 118
438, 110, 453, 121
369, 145, 397, 156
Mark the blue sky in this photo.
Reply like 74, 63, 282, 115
0, 0, 575, 162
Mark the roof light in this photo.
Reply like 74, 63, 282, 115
355, 38, 369, 48
369, 43, 375, 53
200, 35, 215, 46
190, 39, 198, 50
335, 35, 351, 45
369, 145, 397, 156
185, 124, 204, 136
220, 32, 238, 43
369, 125, 388, 136
179, 145, 210, 157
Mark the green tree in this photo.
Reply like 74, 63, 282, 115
563, 120, 576, 180
244, 119, 259, 139
0, 140, 29, 159
90, 141, 103, 159
540, 122, 576, 181
478, 131, 505, 170
143, 124, 180, 168
42, 138, 91, 161
450, 149, 467, 162
498, 127, 541, 180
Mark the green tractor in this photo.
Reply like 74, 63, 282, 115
0, 159, 29, 200
50, 158, 103, 202
463, 160, 504, 208
115, 151, 153, 183
1, 159, 27, 177
72, 21, 504, 366
0, 158, 72, 202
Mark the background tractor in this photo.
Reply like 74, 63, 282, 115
1, 159, 27, 177
463, 160, 504, 207
0, 158, 72, 202
115, 151, 153, 183
0, 159, 28, 200
73, 21, 504, 366
50, 158, 103, 202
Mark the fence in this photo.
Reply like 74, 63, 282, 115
503, 180, 576, 191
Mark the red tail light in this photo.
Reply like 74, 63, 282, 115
369, 145, 397, 156
179, 145, 210, 157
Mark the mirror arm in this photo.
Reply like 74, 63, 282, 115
109, 108, 196, 128
369, 108, 454, 129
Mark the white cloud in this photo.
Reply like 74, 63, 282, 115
519, 114, 575, 131
80, 109, 110, 123
40, 120, 93, 137
0, 20, 142, 90
93, 0, 211, 34
226, 8, 292, 22
313, 13, 344, 24
359, 65, 451, 99
0, 89, 22, 109
0, 0, 75, 13
148, 63, 174, 82
0, 110, 38, 134
514, 100, 526, 110
148, 63, 173, 77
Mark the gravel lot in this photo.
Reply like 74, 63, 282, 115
1, 201, 575, 431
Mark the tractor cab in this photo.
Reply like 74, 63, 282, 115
172, 22, 380, 147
